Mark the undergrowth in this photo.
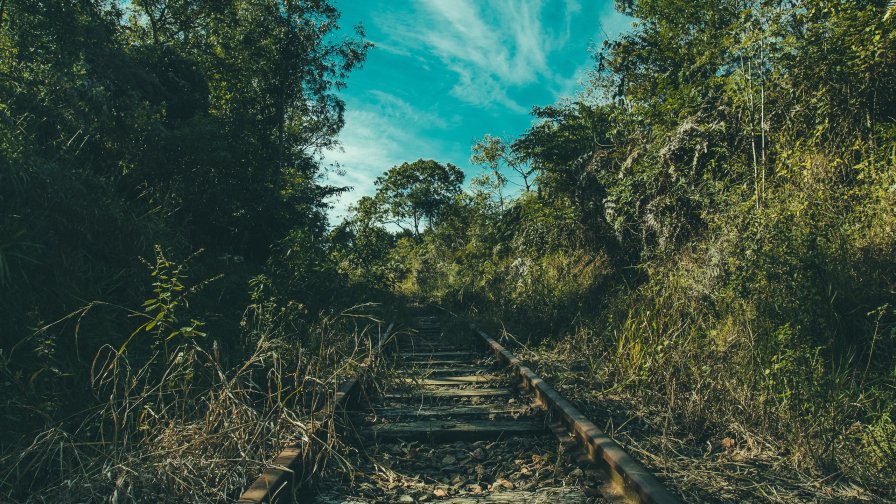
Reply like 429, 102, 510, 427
0, 249, 389, 503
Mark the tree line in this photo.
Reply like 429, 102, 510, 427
1, 1, 381, 500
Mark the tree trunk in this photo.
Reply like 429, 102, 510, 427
142, 3, 160, 45
759, 0, 766, 206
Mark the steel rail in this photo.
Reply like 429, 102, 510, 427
474, 326, 680, 504
239, 307, 681, 504
236, 322, 395, 504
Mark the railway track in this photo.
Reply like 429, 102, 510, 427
239, 308, 679, 504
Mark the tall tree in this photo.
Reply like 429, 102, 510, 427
0, 0, 371, 439
373, 159, 464, 237
120, 0, 372, 260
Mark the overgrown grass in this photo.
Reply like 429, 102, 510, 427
423, 166, 896, 502
0, 250, 390, 503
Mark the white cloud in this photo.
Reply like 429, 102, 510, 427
367, 90, 453, 129
322, 92, 457, 223
374, 0, 572, 111
323, 107, 402, 222
369, 0, 633, 113
324, 164, 378, 223
450, 67, 529, 113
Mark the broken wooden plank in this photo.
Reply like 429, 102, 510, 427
362, 419, 546, 442
399, 351, 478, 359
383, 388, 512, 400
437, 488, 591, 503
419, 377, 501, 386
372, 404, 526, 418
399, 345, 469, 353
314, 488, 590, 504
397, 365, 482, 374
402, 359, 484, 366
398, 375, 502, 386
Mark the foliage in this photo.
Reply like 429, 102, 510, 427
372, 159, 465, 236
4, 0, 896, 500
329, 196, 398, 287
0, 265, 384, 502
0, 0, 376, 501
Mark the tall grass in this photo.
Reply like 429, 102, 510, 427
505, 172, 896, 500
0, 251, 387, 503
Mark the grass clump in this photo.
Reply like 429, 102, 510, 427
0, 249, 389, 502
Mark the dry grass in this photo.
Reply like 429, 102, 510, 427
504, 328, 892, 504
0, 307, 389, 503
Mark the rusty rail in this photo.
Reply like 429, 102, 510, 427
236, 322, 394, 504
475, 327, 680, 504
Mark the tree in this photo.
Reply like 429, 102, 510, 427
471, 134, 534, 205
120, 0, 372, 261
373, 159, 464, 237
329, 196, 396, 285
0, 0, 371, 446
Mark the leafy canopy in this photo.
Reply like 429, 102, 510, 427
373, 159, 465, 236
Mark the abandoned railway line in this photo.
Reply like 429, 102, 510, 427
238, 309, 679, 504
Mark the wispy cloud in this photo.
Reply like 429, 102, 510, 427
323, 91, 457, 222
323, 105, 404, 221
367, 90, 454, 129
374, 0, 580, 112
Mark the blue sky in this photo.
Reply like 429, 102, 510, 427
323, 0, 631, 221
